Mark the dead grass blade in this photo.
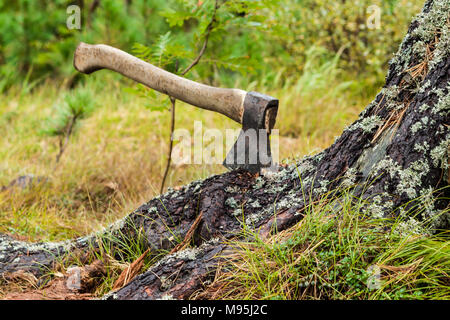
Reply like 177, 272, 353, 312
170, 211, 204, 254
112, 248, 150, 290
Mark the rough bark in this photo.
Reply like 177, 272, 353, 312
1, 0, 449, 300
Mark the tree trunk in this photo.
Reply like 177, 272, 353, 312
1, 0, 449, 300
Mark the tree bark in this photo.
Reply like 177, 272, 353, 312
1, 0, 449, 300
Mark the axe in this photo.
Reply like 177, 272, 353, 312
73, 43, 278, 173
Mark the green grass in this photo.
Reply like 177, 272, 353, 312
201, 188, 449, 300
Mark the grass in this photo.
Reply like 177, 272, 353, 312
199, 188, 450, 300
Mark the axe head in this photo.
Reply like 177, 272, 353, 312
224, 91, 278, 173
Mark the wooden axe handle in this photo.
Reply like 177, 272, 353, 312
74, 42, 246, 124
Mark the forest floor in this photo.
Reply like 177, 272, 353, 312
1, 72, 448, 300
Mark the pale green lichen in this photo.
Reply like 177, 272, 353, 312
419, 82, 431, 95
411, 116, 430, 134
428, 23, 450, 71
430, 134, 450, 169
410, 122, 423, 134
266, 185, 287, 194
317, 180, 330, 193
431, 85, 450, 115
340, 168, 358, 188
347, 115, 384, 133
395, 217, 429, 237
388, 0, 450, 76
225, 197, 239, 209
415, 187, 448, 229
412, 40, 427, 59
414, 141, 430, 153
411, 0, 449, 42
245, 213, 261, 225
367, 194, 394, 219
253, 176, 265, 189
373, 157, 430, 199
250, 200, 261, 208
147, 206, 158, 214
382, 85, 401, 99
231, 208, 243, 217
225, 185, 241, 193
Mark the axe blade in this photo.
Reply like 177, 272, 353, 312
223, 126, 273, 173
223, 91, 278, 173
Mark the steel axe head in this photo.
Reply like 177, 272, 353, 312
73, 43, 279, 173
223, 91, 278, 173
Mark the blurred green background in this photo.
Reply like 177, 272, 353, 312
0, 0, 422, 92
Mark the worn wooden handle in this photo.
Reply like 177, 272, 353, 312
74, 42, 246, 124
